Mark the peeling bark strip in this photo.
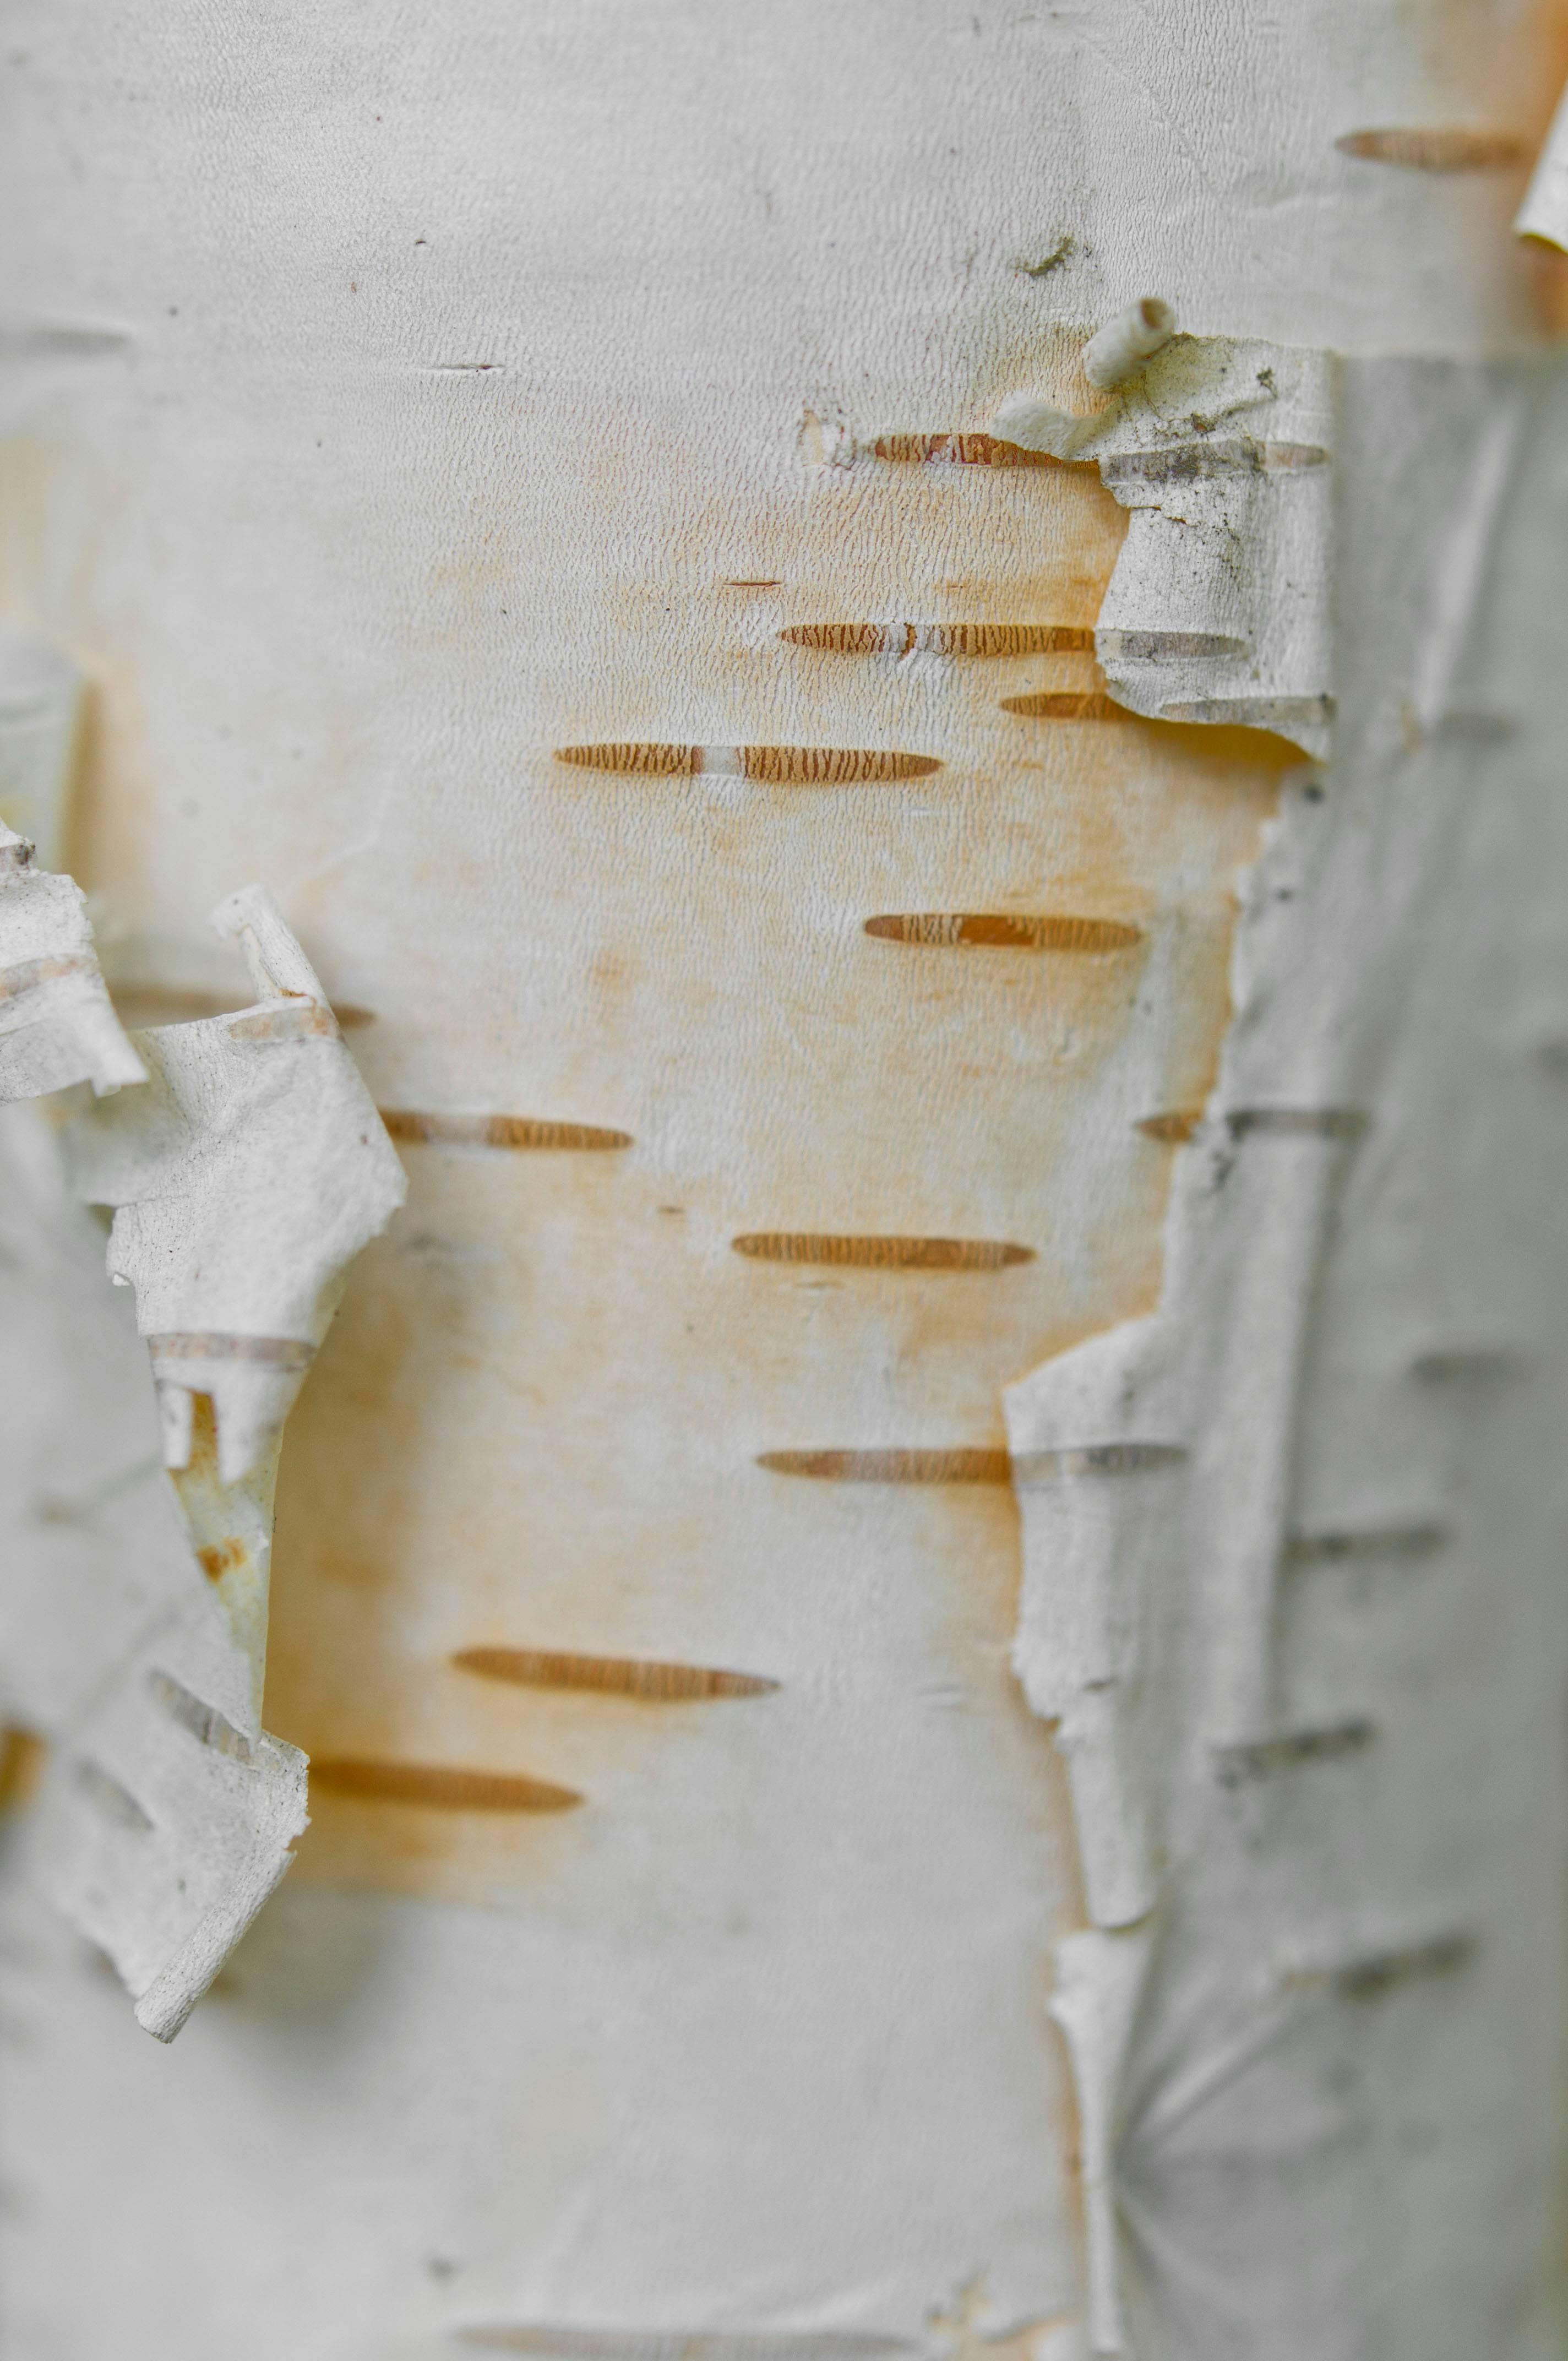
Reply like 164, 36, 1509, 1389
39, 1708, 309, 2042
310, 1760, 583, 1812
453, 1649, 778, 1699
1336, 127, 1523, 170
732, 1233, 1032, 1270
0, 885, 409, 2042
779, 623, 1093, 656
553, 744, 939, 780
380, 1109, 633, 1150
1004, 358, 1568, 2353
1517, 80, 1568, 248
66, 886, 405, 1486
0, 1100, 311, 2047
992, 303, 1179, 460
1049, 335, 1338, 758
864, 913, 1142, 951
756, 1447, 1013, 1483
0, 824, 146, 1099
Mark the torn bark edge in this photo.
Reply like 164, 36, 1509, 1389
210, 882, 331, 1007
1000, 594, 1335, 2346
32, 885, 403, 2033
133, 1735, 309, 2040
991, 335, 1335, 760
78, 883, 407, 1487
1004, 1310, 1176, 2351
1001, 820, 1342, 2339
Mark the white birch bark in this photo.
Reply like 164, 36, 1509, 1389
1, 4, 1565, 2357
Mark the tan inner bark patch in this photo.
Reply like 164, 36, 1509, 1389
106, 418, 1265, 1929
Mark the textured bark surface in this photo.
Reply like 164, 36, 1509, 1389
2, 4, 1567, 2357
1008, 353, 1568, 2358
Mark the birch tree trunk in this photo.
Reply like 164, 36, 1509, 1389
2, 6, 1567, 2358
